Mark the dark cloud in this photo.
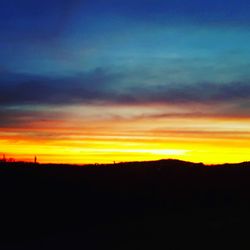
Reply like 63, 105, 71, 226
129, 81, 250, 104
0, 68, 250, 129
0, 68, 120, 105
0, 108, 65, 128
0, 68, 250, 108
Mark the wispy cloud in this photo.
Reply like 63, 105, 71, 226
1, 69, 250, 108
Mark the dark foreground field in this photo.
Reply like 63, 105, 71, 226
0, 159, 250, 249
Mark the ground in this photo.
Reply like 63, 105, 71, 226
0, 160, 249, 249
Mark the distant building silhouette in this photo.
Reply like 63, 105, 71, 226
34, 156, 37, 164
1, 154, 6, 163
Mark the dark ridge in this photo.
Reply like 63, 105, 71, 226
0, 159, 250, 249
1, 158, 249, 168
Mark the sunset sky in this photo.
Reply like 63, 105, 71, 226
0, 0, 250, 164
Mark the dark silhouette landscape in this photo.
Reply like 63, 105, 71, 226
0, 159, 250, 249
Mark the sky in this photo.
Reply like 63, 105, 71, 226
0, 0, 250, 164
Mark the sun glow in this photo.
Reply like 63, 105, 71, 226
1, 104, 249, 164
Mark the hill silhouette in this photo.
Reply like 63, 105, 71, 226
0, 159, 250, 249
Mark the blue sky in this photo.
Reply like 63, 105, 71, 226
0, 0, 250, 121
1, 0, 250, 74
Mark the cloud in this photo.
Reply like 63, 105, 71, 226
0, 67, 250, 130
0, 68, 121, 105
0, 68, 250, 109
0, 108, 65, 128
128, 81, 250, 104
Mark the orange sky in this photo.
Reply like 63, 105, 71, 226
1, 104, 249, 164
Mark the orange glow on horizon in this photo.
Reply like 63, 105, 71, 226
1, 104, 249, 165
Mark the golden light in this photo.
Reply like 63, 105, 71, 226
1, 104, 249, 164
